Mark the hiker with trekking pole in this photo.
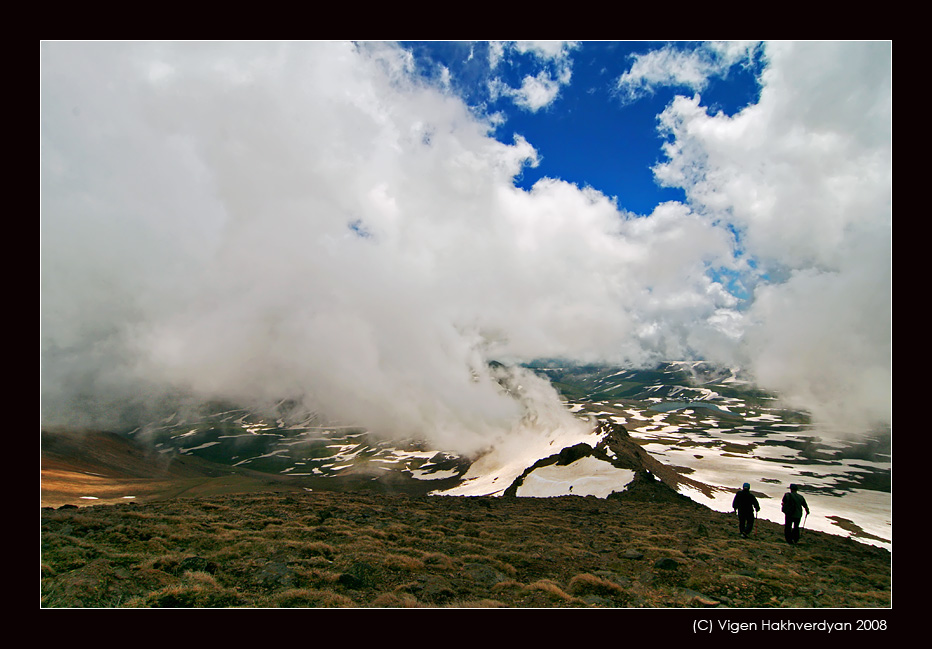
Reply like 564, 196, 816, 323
781, 483, 810, 545
732, 482, 760, 539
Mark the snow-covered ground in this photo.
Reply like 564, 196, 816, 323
515, 456, 635, 499
428, 398, 891, 550
431, 423, 602, 497
620, 407, 891, 550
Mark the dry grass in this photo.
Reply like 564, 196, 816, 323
381, 554, 426, 571
368, 592, 423, 607
267, 588, 356, 608
568, 573, 628, 597
525, 579, 579, 603
40, 486, 891, 609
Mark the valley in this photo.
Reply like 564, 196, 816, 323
41, 362, 891, 549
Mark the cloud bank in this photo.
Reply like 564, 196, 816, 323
40, 41, 891, 452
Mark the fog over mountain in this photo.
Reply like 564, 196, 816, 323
40, 41, 891, 453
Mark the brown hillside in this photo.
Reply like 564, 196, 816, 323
40, 478, 890, 608
41, 429, 305, 508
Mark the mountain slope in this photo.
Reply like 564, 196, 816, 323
41, 428, 310, 508
40, 484, 891, 608
40, 362, 891, 548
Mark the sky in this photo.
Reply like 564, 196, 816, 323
39, 41, 892, 455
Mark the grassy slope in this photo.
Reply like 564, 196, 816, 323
40, 477, 890, 609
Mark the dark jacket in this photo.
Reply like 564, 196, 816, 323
781, 491, 809, 519
732, 489, 760, 514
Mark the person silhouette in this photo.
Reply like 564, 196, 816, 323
781, 483, 810, 544
732, 482, 760, 538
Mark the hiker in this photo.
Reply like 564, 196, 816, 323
732, 482, 760, 538
781, 484, 810, 545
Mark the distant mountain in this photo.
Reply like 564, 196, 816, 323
528, 360, 764, 404
41, 415, 675, 505
40, 362, 890, 549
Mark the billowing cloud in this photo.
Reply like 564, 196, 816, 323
651, 41, 892, 432
40, 40, 891, 455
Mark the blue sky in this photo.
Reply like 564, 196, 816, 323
397, 41, 770, 305
403, 41, 765, 215
40, 41, 891, 445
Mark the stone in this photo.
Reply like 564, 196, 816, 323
653, 557, 681, 570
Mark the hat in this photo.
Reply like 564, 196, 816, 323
790, 483, 798, 491
742, 483, 750, 489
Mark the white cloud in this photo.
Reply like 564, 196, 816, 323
512, 40, 578, 61
490, 40, 577, 68
487, 40, 577, 112
651, 41, 892, 432
616, 41, 761, 103
39, 40, 891, 455
512, 70, 565, 111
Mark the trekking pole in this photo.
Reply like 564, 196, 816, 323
802, 511, 808, 529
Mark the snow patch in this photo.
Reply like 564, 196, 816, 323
432, 424, 603, 497
516, 456, 635, 499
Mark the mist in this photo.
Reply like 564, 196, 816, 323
40, 41, 891, 453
